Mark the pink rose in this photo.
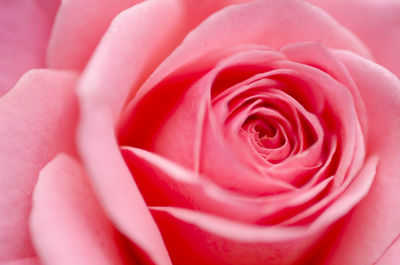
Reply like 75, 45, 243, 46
1, 0, 400, 264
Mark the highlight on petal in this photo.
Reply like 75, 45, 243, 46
140, 0, 371, 93
47, 0, 144, 70
0, 69, 78, 263
47, 0, 251, 71
375, 235, 400, 265
323, 50, 400, 265
77, 0, 188, 121
77, 96, 172, 265
30, 154, 126, 265
308, 0, 400, 77
0, 0, 60, 96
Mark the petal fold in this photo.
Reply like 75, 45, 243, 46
30, 154, 126, 265
325, 50, 400, 265
308, 0, 400, 77
0, 69, 78, 262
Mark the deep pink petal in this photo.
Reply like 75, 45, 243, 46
308, 0, 400, 77
30, 154, 126, 265
0, 70, 78, 262
324, 50, 400, 265
0, 0, 60, 96
151, 206, 322, 265
148, 156, 377, 264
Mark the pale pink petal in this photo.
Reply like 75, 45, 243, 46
0, 70, 78, 262
77, 99, 171, 265
0, 0, 60, 96
375, 235, 400, 265
280, 41, 368, 134
308, 0, 400, 77
47, 0, 250, 71
30, 154, 126, 265
77, 0, 189, 121
47, 0, 144, 70
3, 257, 40, 265
324, 50, 400, 265
176, 0, 251, 30
142, 0, 371, 93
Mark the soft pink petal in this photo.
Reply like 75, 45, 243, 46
77, 0, 189, 121
77, 99, 171, 265
308, 0, 400, 77
47, 0, 144, 70
0, 70, 78, 262
3, 257, 40, 265
0, 0, 60, 96
280, 41, 368, 134
375, 235, 400, 265
176, 0, 251, 30
324, 50, 400, 265
142, 0, 371, 94
47, 0, 250, 71
30, 154, 126, 265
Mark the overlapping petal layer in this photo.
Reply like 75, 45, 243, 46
119, 42, 378, 264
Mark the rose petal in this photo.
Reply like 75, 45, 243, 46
141, 0, 372, 94
77, 100, 172, 265
122, 146, 335, 224
0, 70, 78, 262
151, 207, 322, 265
3, 257, 40, 265
77, 0, 189, 121
30, 154, 126, 265
121, 146, 266, 223
47, 0, 144, 70
0, 0, 60, 96
323, 50, 400, 264
149, 156, 377, 264
308, 0, 400, 77
47, 0, 250, 71
375, 235, 400, 265
280, 41, 368, 135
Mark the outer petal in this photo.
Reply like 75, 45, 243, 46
76, 1, 195, 264
77, 0, 189, 121
308, 0, 400, 77
0, 0, 60, 96
140, 0, 371, 95
324, 51, 400, 264
48, 0, 249, 72
375, 235, 400, 265
30, 154, 126, 265
78, 100, 172, 265
0, 70, 78, 263
47, 0, 144, 70
2, 258, 40, 265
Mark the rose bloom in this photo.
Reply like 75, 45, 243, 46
1, 0, 400, 264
